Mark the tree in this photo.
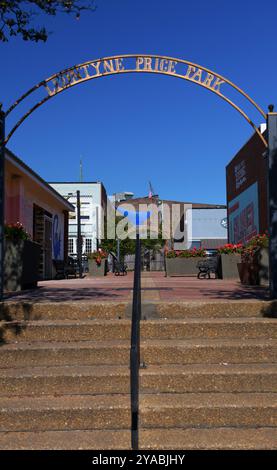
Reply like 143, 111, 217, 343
0, 1, 96, 42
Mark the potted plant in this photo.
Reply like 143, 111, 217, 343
217, 243, 243, 280
87, 249, 107, 276
238, 234, 269, 286
4, 222, 41, 291
165, 247, 207, 276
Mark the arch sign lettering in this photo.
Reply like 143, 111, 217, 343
4, 54, 267, 146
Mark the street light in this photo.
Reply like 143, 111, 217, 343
65, 190, 83, 279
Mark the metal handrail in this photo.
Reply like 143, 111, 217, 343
130, 233, 141, 450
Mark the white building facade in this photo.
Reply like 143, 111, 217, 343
49, 182, 107, 255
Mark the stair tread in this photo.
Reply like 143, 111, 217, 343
0, 393, 130, 410
1, 392, 277, 411
0, 365, 130, 377
0, 339, 130, 350
1, 338, 277, 350
1, 363, 277, 378
1, 318, 276, 326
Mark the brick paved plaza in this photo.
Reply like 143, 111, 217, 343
4, 272, 269, 303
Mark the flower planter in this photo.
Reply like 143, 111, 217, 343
254, 247, 269, 286
238, 248, 269, 286
165, 257, 203, 277
237, 263, 259, 285
4, 239, 41, 291
88, 258, 107, 276
219, 253, 241, 280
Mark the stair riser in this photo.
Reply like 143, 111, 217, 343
1, 373, 277, 396
0, 303, 127, 322
1, 407, 276, 432
1, 301, 273, 321
0, 375, 130, 396
2, 323, 277, 342
142, 345, 277, 365
0, 428, 276, 450
141, 408, 277, 428
0, 409, 131, 432
0, 348, 130, 368
0, 430, 131, 450
1, 345, 276, 368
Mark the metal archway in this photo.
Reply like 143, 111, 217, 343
3, 54, 268, 146
1, 54, 277, 302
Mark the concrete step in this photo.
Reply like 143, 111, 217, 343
1, 364, 277, 396
0, 340, 130, 368
139, 392, 277, 428
140, 427, 277, 450
0, 394, 130, 432
141, 363, 277, 393
1, 300, 274, 321
1, 338, 277, 368
0, 427, 277, 450
1, 393, 276, 433
0, 365, 130, 396
0, 429, 132, 450
141, 338, 277, 365
1, 318, 277, 343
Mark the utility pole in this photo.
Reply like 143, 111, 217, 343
267, 105, 277, 299
0, 105, 5, 302
76, 190, 83, 278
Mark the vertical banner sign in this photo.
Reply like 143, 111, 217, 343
0, 106, 5, 301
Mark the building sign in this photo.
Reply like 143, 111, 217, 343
234, 160, 247, 190
228, 182, 259, 245
44, 56, 226, 98
5, 54, 267, 148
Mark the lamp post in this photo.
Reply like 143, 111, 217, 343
76, 190, 83, 278
114, 193, 120, 263
0, 105, 5, 302
66, 190, 83, 279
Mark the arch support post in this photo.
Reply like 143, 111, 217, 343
0, 106, 5, 302
267, 109, 277, 299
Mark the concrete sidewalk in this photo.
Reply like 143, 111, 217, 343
3, 272, 269, 303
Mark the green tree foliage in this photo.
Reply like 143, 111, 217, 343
0, 1, 96, 42
100, 216, 166, 261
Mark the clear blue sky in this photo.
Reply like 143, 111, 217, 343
1, 0, 276, 204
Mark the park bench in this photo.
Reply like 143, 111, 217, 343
109, 251, 128, 276
53, 257, 77, 279
197, 256, 220, 279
